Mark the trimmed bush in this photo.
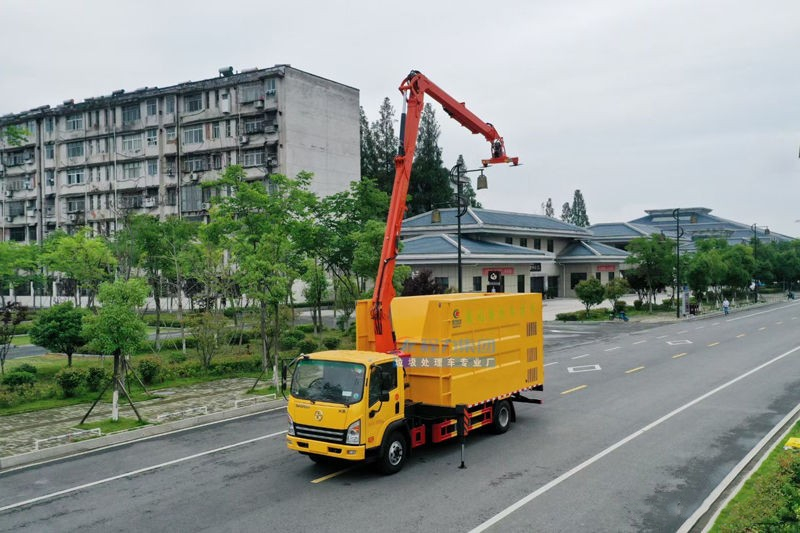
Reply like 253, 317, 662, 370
297, 338, 319, 354
14, 363, 38, 375
85, 367, 111, 392
2, 371, 37, 388
55, 367, 85, 397
137, 357, 163, 385
322, 335, 340, 350
633, 300, 643, 311
280, 329, 306, 350
613, 301, 627, 313
556, 312, 579, 322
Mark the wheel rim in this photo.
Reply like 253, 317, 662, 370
498, 405, 510, 427
388, 440, 404, 466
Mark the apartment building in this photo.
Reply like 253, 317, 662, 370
0, 65, 359, 243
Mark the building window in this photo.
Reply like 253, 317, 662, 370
66, 169, 85, 185
46, 170, 55, 186
146, 98, 157, 116
67, 198, 85, 212
240, 84, 262, 103
435, 277, 449, 291
242, 150, 264, 168
533, 238, 541, 250
608, 272, 615, 281
504, 237, 513, 245
45, 117, 54, 133
98, 138, 107, 153
183, 125, 203, 144
570, 272, 587, 289
66, 114, 84, 131
147, 159, 158, 176
547, 239, 554, 253
265, 78, 276, 96
225, 121, 232, 138
183, 157, 206, 172
472, 276, 482, 292
212, 122, 220, 139
243, 118, 265, 134
517, 275, 525, 293
212, 153, 222, 169
184, 93, 203, 112
122, 134, 142, 152
165, 96, 175, 113
166, 127, 176, 141
45, 144, 54, 159
122, 162, 141, 179
146, 129, 157, 146
122, 104, 141, 124
520, 238, 528, 247
66, 141, 84, 158
595, 272, 602, 281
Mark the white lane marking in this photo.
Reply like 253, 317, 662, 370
726, 303, 796, 322
604, 346, 620, 352
544, 362, 559, 367
677, 330, 688, 334
632, 340, 647, 345
571, 354, 591, 360
0, 430, 288, 512
567, 364, 601, 373
656, 335, 668, 339
695, 326, 705, 330
468, 344, 800, 533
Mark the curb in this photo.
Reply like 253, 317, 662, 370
0, 398, 287, 471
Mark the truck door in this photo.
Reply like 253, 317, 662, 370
365, 362, 400, 450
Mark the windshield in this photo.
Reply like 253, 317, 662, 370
291, 360, 365, 405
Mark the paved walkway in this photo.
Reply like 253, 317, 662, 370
0, 378, 277, 460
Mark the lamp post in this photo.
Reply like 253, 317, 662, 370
449, 162, 487, 293
672, 208, 685, 318
751, 223, 770, 303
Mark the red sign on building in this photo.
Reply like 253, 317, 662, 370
482, 267, 515, 276
596, 264, 616, 272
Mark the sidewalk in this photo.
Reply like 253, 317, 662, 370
0, 378, 281, 468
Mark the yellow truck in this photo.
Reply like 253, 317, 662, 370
284, 71, 539, 473
284, 292, 543, 473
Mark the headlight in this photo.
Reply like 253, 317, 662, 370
288, 414, 295, 436
346, 419, 361, 445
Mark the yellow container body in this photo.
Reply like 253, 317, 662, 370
356, 293, 543, 408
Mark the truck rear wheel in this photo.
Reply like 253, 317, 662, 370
377, 431, 407, 475
491, 400, 512, 434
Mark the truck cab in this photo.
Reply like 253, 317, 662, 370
286, 351, 408, 471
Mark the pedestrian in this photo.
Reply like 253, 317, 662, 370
722, 298, 730, 316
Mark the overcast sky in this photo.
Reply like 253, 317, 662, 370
3, 0, 799, 236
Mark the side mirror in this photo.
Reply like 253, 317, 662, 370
280, 363, 287, 392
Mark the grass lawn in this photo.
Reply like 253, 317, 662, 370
711, 421, 800, 531
11, 335, 31, 346
77, 417, 149, 434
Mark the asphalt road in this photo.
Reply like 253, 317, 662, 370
1, 302, 798, 532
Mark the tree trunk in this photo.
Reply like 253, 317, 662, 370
112, 351, 120, 422
259, 300, 269, 371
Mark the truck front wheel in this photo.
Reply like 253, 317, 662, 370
491, 400, 512, 434
377, 431, 408, 475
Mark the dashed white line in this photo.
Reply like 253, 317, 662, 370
544, 362, 559, 367
632, 340, 647, 345
571, 353, 591, 360
604, 346, 621, 352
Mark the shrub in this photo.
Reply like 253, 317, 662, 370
296, 324, 319, 334
85, 367, 111, 392
137, 357, 163, 385
297, 338, 319, 354
14, 363, 38, 375
55, 368, 85, 397
613, 301, 627, 314
556, 312, 579, 322
167, 351, 188, 364
280, 329, 306, 350
633, 300, 643, 311
2, 371, 37, 388
322, 335, 340, 350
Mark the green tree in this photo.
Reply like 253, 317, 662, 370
625, 235, 674, 312
560, 202, 572, 223
401, 269, 443, 296
360, 106, 379, 180
29, 301, 86, 367
455, 154, 481, 208
575, 278, 605, 317
41, 228, 116, 308
604, 278, 630, 313
407, 104, 452, 216
0, 303, 27, 375
0, 241, 35, 306
1, 125, 29, 146
371, 97, 398, 195
301, 258, 329, 334
570, 189, 590, 227
544, 198, 554, 217
159, 217, 200, 353
82, 278, 148, 421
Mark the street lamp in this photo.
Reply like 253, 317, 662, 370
449, 162, 487, 293
751, 223, 770, 303
673, 208, 685, 318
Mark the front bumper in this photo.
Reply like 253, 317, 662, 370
287, 436, 366, 461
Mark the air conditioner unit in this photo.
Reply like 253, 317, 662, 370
254, 99, 264, 109
143, 197, 156, 208
25, 183, 33, 190
190, 173, 199, 181
4, 216, 12, 223
239, 135, 249, 145
68, 214, 77, 222
200, 202, 211, 210
268, 157, 278, 167
3, 190, 11, 198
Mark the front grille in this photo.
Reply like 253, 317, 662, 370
294, 423, 346, 444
